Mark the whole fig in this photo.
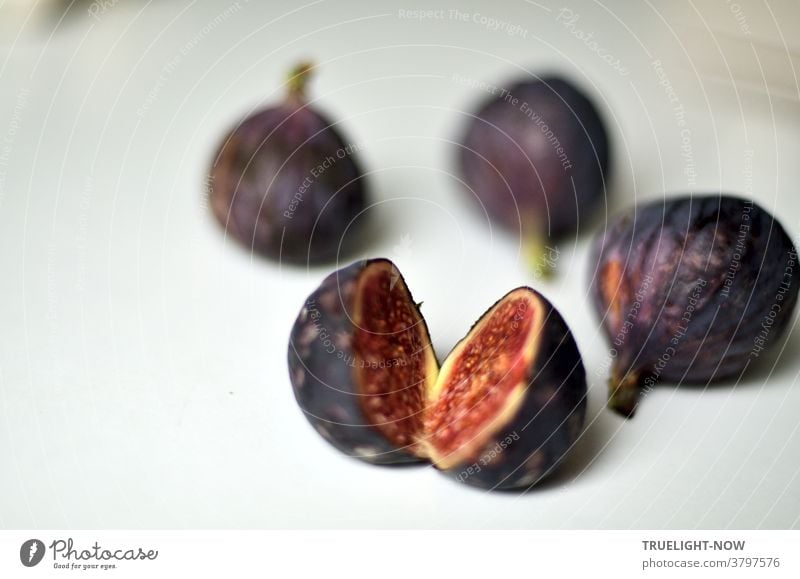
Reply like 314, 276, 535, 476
590, 194, 799, 417
457, 75, 610, 274
209, 62, 367, 264
288, 259, 588, 489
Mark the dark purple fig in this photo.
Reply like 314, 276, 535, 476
422, 287, 587, 490
287, 259, 438, 464
209, 62, 367, 264
288, 261, 588, 489
590, 194, 799, 418
457, 75, 610, 275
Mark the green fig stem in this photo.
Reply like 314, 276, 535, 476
608, 369, 641, 418
522, 233, 556, 279
286, 60, 315, 101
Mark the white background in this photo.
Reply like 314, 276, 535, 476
0, 0, 798, 528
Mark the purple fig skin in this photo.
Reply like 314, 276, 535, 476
287, 259, 434, 465
209, 63, 367, 264
590, 194, 799, 418
435, 288, 587, 490
457, 75, 610, 255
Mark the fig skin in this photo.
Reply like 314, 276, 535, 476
287, 259, 436, 465
457, 75, 610, 271
590, 194, 799, 418
429, 288, 588, 490
288, 263, 587, 489
209, 62, 367, 264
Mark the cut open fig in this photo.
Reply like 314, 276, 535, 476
287, 259, 437, 464
422, 287, 586, 489
288, 259, 587, 488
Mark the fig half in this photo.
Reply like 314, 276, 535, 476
590, 194, 799, 418
287, 259, 437, 464
423, 287, 587, 490
288, 260, 588, 489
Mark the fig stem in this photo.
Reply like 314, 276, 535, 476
608, 370, 641, 418
522, 234, 556, 279
286, 60, 315, 100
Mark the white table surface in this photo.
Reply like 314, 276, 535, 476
1, 0, 798, 528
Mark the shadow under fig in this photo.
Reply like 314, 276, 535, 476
542, 409, 618, 489
514, 406, 619, 495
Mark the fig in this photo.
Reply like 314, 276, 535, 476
209, 62, 367, 264
288, 259, 588, 489
457, 75, 610, 274
287, 259, 438, 464
422, 286, 587, 490
590, 194, 799, 418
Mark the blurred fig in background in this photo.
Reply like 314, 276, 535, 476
457, 75, 610, 276
209, 62, 368, 264
590, 194, 799, 418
